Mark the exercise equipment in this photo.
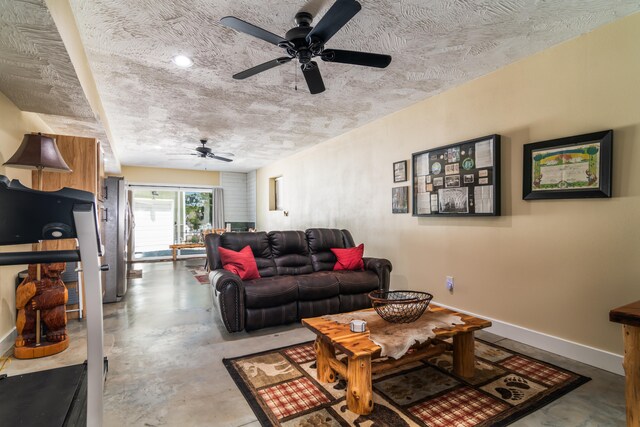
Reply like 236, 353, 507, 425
0, 175, 106, 426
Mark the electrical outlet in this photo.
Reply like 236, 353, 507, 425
446, 276, 454, 292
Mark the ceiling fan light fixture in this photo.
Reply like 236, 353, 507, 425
172, 55, 193, 68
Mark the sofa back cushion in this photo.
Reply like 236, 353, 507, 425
306, 228, 349, 271
220, 232, 277, 277
268, 231, 313, 275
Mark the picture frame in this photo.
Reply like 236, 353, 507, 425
412, 134, 501, 217
523, 130, 612, 200
392, 186, 409, 214
393, 160, 408, 183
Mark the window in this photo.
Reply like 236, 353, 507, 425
269, 176, 283, 211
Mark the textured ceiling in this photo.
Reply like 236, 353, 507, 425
0, 0, 115, 168
3, 1, 639, 173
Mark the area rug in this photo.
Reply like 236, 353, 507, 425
189, 268, 209, 285
224, 339, 589, 426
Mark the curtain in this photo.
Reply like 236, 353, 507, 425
213, 187, 225, 229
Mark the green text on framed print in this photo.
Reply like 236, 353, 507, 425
523, 130, 612, 200
412, 135, 501, 216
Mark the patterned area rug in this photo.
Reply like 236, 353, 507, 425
189, 268, 209, 285
224, 339, 589, 426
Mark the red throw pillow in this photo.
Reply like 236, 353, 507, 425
218, 245, 260, 280
331, 244, 365, 271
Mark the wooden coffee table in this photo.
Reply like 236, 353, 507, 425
302, 304, 491, 415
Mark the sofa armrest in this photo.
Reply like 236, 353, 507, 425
210, 269, 245, 332
363, 257, 392, 292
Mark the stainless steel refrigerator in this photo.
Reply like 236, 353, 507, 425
103, 176, 129, 302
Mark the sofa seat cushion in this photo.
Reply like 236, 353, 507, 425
296, 272, 340, 301
244, 276, 298, 309
334, 270, 379, 295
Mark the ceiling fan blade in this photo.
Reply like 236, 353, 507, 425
233, 57, 292, 80
220, 16, 287, 46
306, 0, 361, 46
301, 61, 325, 94
321, 49, 391, 68
207, 153, 234, 162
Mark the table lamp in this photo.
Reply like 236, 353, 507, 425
3, 132, 72, 189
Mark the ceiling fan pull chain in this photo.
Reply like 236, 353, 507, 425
294, 62, 298, 91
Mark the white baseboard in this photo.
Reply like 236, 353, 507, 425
433, 302, 624, 376
0, 327, 16, 357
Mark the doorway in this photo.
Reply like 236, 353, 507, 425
130, 186, 213, 260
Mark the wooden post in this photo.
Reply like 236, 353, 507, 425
314, 338, 336, 383
35, 167, 42, 344
36, 167, 43, 281
346, 354, 373, 415
453, 331, 475, 378
623, 325, 640, 427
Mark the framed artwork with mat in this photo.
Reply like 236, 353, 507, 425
523, 130, 613, 200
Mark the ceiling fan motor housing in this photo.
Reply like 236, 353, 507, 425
284, 25, 315, 63
197, 139, 211, 154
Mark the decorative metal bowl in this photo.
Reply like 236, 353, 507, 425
368, 290, 433, 323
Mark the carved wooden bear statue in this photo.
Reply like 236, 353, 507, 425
15, 263, 68, 347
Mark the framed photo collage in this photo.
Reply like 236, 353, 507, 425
411, 135, 501, 216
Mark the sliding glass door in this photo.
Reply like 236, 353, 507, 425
131, 186, 213, 260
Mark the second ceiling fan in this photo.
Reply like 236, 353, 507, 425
220, 0, 392, 94
190, 139, 233, 162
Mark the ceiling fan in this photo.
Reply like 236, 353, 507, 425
185, 139, 234, 162
220, 0, 392, 94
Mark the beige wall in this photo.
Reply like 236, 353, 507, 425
257, 13, 640, 355
120, 166, 220, 186
0, 92, 53, 350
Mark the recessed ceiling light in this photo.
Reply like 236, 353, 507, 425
172, 55, 193, 68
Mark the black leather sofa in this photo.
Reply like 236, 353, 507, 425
205, 228, 392, 332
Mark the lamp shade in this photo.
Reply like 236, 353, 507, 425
3, 133, 71, 172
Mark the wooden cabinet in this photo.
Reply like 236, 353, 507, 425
33, 134, 104, 250
34, 134, 103, 195
33, 134, 106, 317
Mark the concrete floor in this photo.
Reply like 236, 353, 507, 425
5, 261, 626, 426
